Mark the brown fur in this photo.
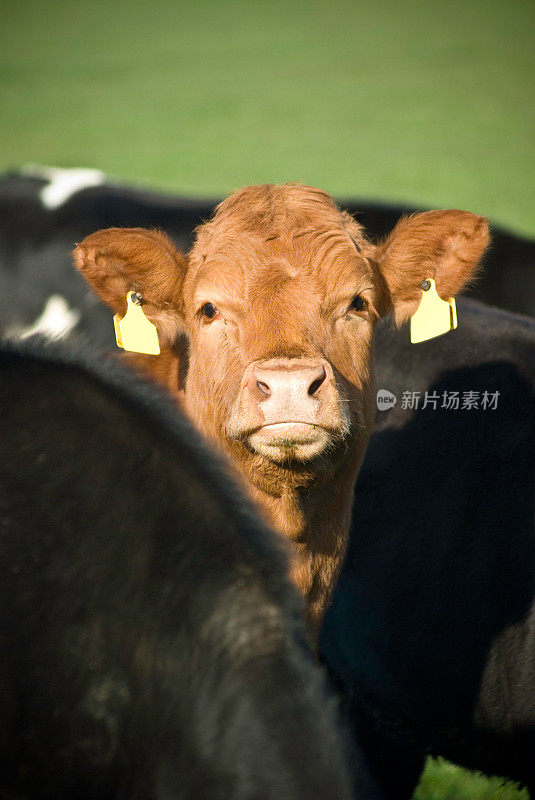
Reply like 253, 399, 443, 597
74, 184, 489, 634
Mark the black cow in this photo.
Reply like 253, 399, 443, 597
1, 167, 534, 348
320, 298, 535, 798
0, 337, 355, 800
0, 168, 217, 347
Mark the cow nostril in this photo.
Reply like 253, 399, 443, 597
257, 380, 271, 397
308, 368, 326, 397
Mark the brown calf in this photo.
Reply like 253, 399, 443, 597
74, 184, 489, 632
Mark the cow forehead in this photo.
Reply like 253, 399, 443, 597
188, 230, 371, 309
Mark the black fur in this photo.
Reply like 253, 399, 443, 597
321, 298, 535, 798
0, 338, 354, 800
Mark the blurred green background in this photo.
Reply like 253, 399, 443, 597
1, 0, 534, 235
1, 1, 533, 796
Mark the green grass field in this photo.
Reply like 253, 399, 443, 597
1, 1, 534, 796
1, 0, 534, 235
416, 760, 528, 800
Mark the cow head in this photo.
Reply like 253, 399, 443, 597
75, 184, 488, 482
74, 185, 489, 622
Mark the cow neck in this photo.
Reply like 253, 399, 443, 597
238, 444, 365, 635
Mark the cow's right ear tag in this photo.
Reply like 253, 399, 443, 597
410, 278, 458, 344
113, 292, 161, 355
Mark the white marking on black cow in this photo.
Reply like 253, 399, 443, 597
21, 165, 106, 209
21, 295, 81, 340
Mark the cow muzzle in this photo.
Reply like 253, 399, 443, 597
228, 358, 348, 463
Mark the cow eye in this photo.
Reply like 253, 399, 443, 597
349, 295, 366, 313
200, 302, 217, 320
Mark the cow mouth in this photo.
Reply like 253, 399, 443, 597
258, 422, 320, 439
236, 421, 341, 463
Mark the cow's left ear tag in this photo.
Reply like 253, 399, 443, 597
113, 292, 160, 355
410, 278, 458, 344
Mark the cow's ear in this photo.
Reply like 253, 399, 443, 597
74, 227, 188, 345
372, 210, 490, 325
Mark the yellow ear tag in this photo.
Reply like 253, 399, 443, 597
113, 292, 161, 355
410, 278, 458, 344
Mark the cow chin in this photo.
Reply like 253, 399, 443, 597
246, 422, 335, 464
